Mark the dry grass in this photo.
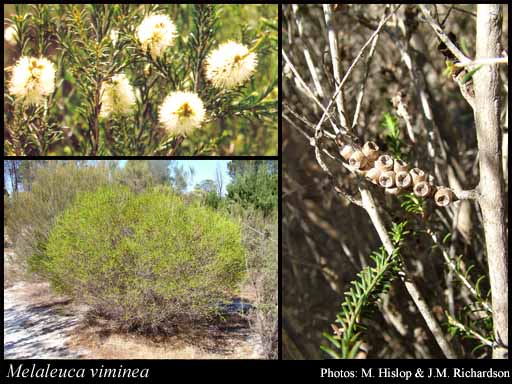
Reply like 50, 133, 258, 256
68, 282, 263, 359
69, 316, 261, 359
4, 248, 20, 288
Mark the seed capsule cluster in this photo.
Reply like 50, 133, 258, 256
336, 137, 456, 206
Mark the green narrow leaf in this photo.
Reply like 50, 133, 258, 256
320, 345, 341, 359
320, 221, 407, 358
323, 332, 341, 349
471, 343, 489, 354
474, 275, 486, 297
461, 65, 483, 84
346, 340, 363, 359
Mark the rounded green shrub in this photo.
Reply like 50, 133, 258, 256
45, 186, 245, 332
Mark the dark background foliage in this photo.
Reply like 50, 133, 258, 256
283, 4, 508, 359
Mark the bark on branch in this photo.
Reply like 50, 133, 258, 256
473, 4, 508, 359
360, 188, 457, 359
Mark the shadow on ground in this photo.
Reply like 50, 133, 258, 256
4, 283, 87, 359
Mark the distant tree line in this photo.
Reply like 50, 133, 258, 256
4, 159, 277, 214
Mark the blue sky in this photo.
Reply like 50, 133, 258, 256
120, 160, 231, 194
5, 160, 232, 194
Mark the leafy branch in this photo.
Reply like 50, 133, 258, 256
380, 111, 403, 160
446, 310, 494, 355
321, 221, 408, 359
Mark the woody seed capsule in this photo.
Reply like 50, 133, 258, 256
409, 168, 426, 185
349, 150, 368, 170
340, 144, 355, 161
434, 187, 455, 207
365, 167, 381, 184
413, 181, 433, 197
375, 155, 394, 171
362, 141, 380, 162
379, 171, 396, 188
395, 171, 412, 188
393, 159, 408, 173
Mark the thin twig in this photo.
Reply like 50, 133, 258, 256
351, 12, 382, 131
429, 230, 492, 313
453, 57, 508, 67
291, 4, 325, 99
282, 50, 339, 133
392, 92, 416, 143
283, 103, 336, 140
440, 5, 454, 27
418, 5, 471, 65
313, 7, 397, 137
323, 4, 349, 128
284, 113, 362, 207
453, 188, 479, 201
392, 24, 436, 175
360, 188, 457, 359
451, 6, 477, 18
446, 313, 494, 347
242, 223, 277, 243
283, 114, 310, 142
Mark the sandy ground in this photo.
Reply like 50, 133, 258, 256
4, 249, 264, 359
4, 282, 88, 359
71, 315, 263, 359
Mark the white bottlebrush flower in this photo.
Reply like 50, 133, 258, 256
136, 14, 177, 59
205, 41, 258, 89
9, 56, 56, 105
110, 29, 119, 46
4, 25, 17, 46
158, 91, 205, 135
100, 74, 136, 118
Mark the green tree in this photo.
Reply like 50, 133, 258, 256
196, 179, 217, 193
169, 163, 194, 194
227, 160, 277, 179
118, 161, 154, 193
18, 160, 50, 192
204, 191, 222, 209
148, 160, 172, 185
6, 162, 110, 273
226, 160, 277, 215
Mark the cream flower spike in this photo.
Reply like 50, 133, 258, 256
9, 56, 56, 105
4, 25, 17, 46
136, 14, 177, 59
205, 41, 258, 89
100, 74, 136, 118
158, 91, 206, 135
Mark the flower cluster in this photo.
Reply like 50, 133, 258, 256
205, 41, 258, 89
7, 11, 260, 138
337, 137, 456, 206
136, 14, 177, 60
100, 74, 137, 118
8, 56, 56, 106
4, 25, 17, 46
133, 13, 257, 135
158, 91, 206, 134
